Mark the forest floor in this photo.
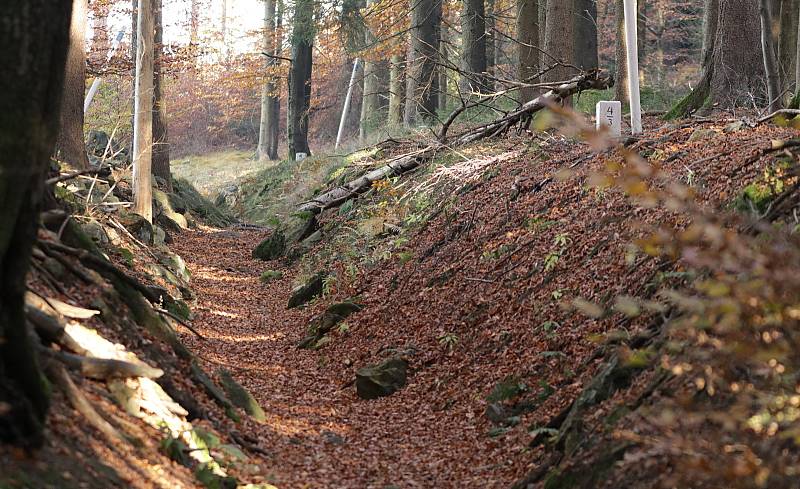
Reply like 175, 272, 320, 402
167, 116, 800, 488
6, 113, 799, 489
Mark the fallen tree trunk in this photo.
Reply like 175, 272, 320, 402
298, 70, 613, 214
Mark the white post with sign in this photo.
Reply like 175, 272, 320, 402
596, 101, 622, 137
622, 0, 642, 134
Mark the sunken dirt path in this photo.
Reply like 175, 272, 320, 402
170, 226, 517, 489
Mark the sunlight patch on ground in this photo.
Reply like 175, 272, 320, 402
172, 150, 278, 198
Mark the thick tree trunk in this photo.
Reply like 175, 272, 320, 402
133, 0, 154, 222
542, 0, 574, 84
517, 0, 539, 101
0, 0, 72, 448
56, 0, 90, 170
574, 0, 598, 71
710, 0, 764, 107
152, 0, 171, 191
614, 0, 628, 103
460, 0, 488, 94
360, 0, 381, 140
779, 0, 799, 94
288, 0, 313, 160
389, 54, 404, 126
762, 0, 783, 112
258, 0, 279, 160
404, 0, 441, 125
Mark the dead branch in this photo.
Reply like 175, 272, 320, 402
298, 70, 613, 214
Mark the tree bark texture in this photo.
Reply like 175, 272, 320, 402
762, 0, 783, 112
543, 0, 575, 83
573, 0, 598, 71
152, 0, 171, 190
460, 0, 488, 94
0, 0, 72, 448
389, 54, 404, 126
360, 0, 381, 140
288, 0, 313, 160
404, 0, 441, 125
133, 0, 154, 222
517, 0, 539, 101
56, 0, 90, 170
258, 0, 279, 160
779, 0, 799, 93
710, 0, 764, 107
614, 0, 628, 103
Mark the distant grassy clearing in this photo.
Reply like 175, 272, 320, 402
172, 150, 276, 197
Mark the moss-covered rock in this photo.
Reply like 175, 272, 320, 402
216, 369, 266, 423
118, 211, 154, 244
287, 272, 327, 308
356, 357, 408, 400
259, 270, 283, 283
297, 301, 363, 349
252, 231, 286, 261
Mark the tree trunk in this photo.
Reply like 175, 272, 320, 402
360, 0, 381, 140
439, 23, 449, 112
190, 0, 200, 45
389, 54, 404, 126
133, 0, 154, 222
288, 0, 313, 160
614, 0, 628, 103
573, 0, 598, 71
761, 0, 783, 112
404, 0, 441, 125
517, 0, 540, 101
543, 0, 574, 84
152, 0, 171, 191
710, 0, 764, 107
221, 0, 228, 58
637, 0, 647, 82
538, 0, 547, 70
779, 0, 799, 95
271, 0, 283, 158
0, 0, 72, 448
258, 0, 279, 160
56, 0, 90, 170
486, 0, 496, 91
460, 0, 488, 94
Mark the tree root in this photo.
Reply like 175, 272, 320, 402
47, 364, 127, 444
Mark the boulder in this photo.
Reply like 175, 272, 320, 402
252, 230, 286, 261
214, 184, 239, 208
260, 270, 283, 283
153, 188, 188, 230
118, 211, 153, 244
81, 219, 109, 245
287, 272, 327, 309
356, 357, 408, 400
297, 301, 363, 349
153, 225, 166, 246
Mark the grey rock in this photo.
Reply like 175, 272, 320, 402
356, 357, 408, 400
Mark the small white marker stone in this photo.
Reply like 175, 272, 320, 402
596, 101, 622, 138
296, 152, 308, 161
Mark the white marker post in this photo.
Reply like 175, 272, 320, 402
622, 0, 642, 134
596, 101, 622, 137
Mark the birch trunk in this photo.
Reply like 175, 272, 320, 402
258, 0, 279, 160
